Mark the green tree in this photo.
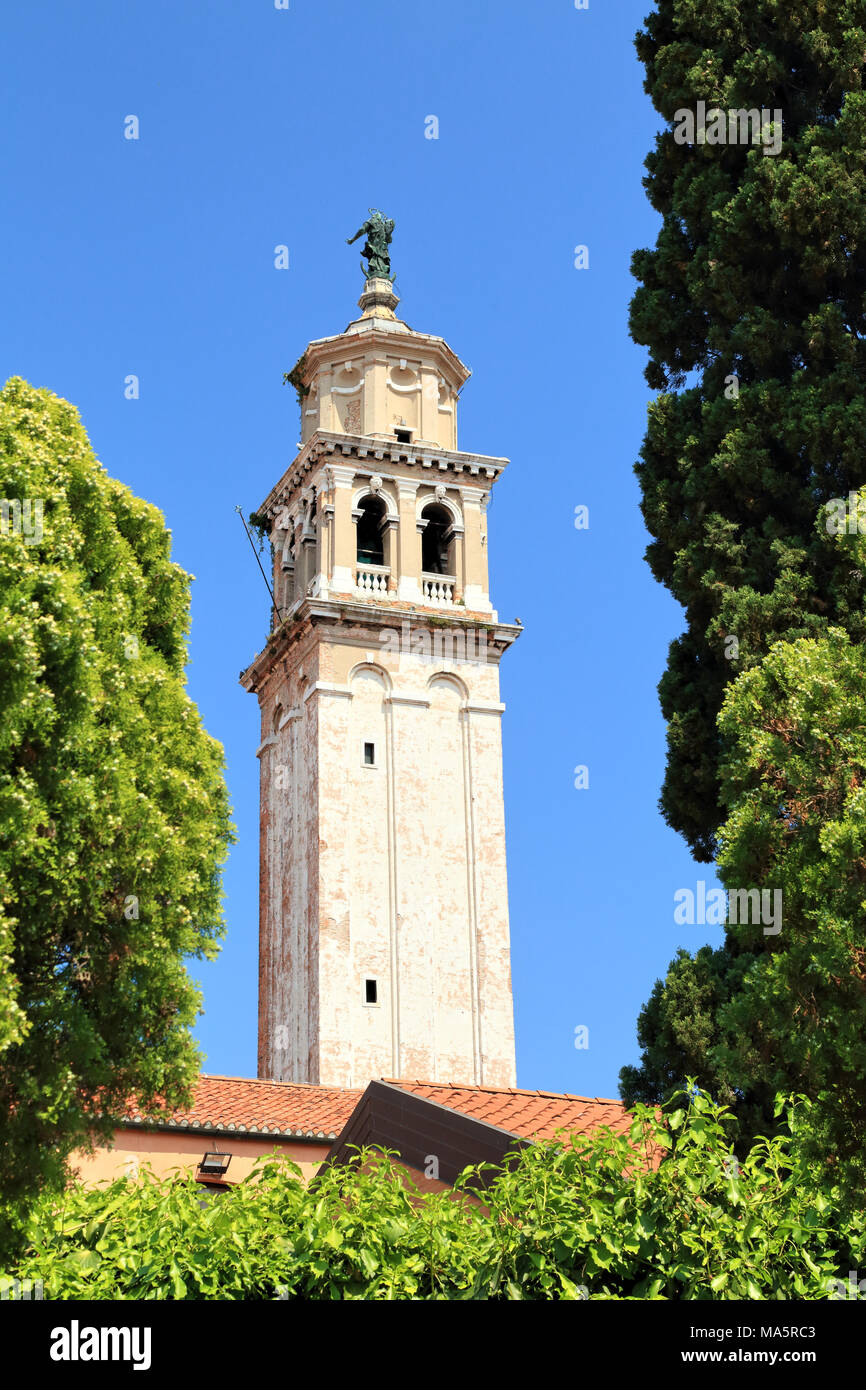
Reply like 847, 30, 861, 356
712, 625, 866, 1188
630, 0, 866, 860
0, 378, 233, 1253
622, 505, 866, 1166
618, 944, 776, 1150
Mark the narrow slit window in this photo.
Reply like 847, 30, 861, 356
363, 741, 375, 766
365, 978, 378, 1004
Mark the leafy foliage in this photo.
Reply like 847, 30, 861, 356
2, 1093, 862, 1300
622, 511, 866, 1188
0, 378, 233, 1254
713, 625, 866, 1187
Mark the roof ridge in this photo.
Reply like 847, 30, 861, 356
384, 1078, 625, 1106
199, 1073, 362, 1095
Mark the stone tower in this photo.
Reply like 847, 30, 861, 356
241, 274, 520, 1089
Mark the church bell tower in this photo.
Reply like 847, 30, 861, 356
241, 223, 520, 1089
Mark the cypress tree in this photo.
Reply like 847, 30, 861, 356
630, 0, 866, 860
623, 3, 866, 1123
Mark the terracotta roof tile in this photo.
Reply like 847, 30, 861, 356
386, 1079, 633, 1143
121, 1074, 634, 1149
123, 1073, 362, 1142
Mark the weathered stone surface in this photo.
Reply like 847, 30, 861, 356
252, 617, 517, 1089
245, 290, 520, 1090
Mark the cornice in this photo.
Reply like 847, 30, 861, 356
257, 431, 509, 522
300, 321, 470, 387
239, 596, 522, 693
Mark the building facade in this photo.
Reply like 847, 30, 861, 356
241, 275, 520, 1089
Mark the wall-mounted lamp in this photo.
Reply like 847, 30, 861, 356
197, 1150, 232, 1179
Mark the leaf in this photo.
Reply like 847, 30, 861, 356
67, 1250, 101, 1272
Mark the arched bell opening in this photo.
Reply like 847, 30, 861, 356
420, 503, 453, 575
356, 495, 387, 565
419, 502, 458, 607
355, 494, 391, 596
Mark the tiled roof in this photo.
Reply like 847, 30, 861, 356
389, 1080, 632, 1143
121, 1074, 632, 1147
123, 1073, 362, 1142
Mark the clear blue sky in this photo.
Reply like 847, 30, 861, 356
2, 0, 724, 1099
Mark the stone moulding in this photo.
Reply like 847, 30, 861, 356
239, 597, 522, 694
256, 430, 508, 525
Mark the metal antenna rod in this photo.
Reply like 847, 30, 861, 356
235, 505, 284, 620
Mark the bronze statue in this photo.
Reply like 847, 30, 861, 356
347, 209, 395, 281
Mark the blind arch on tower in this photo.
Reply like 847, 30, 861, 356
426, 671, 469, 706
348, 661, 392, 693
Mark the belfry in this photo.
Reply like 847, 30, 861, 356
241, 216, 520, 1089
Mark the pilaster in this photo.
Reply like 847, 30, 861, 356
329, 463, 357, 594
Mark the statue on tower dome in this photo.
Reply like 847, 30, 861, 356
347, 208, 395, 282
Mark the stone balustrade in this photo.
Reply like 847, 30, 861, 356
355, 563, 390, 595
421, 573, 456, 606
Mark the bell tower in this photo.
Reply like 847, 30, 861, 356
241, 237, 520, 1089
